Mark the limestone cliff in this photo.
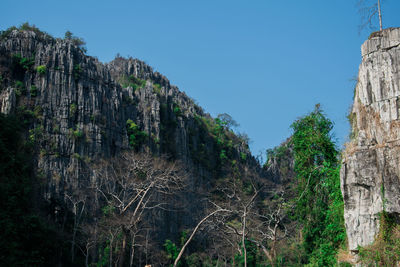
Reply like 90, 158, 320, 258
0, 28, 257, 240
341, 28, 400, 254
264, 138, 294, 185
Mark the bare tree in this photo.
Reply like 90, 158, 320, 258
249, 191, 291, 266
358, 0, 383, 32
65, 190, 87, 264
78, 223, 97, 267
198, 175, 265, 267
199, 170, 295, 267
93, 152, 187, 267
221, 183, 261, 267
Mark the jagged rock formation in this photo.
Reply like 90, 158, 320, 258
0, 28, 257, 242
264, 138, 294, 185
341, 28, 400, 254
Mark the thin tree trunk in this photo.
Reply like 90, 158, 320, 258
378, 0, 382, 31
232, 247, 236, 267
129, 234, 135, 267
248, 239, 274, 266
71, 212, 77, 263
145, 230, 149, 265
173, 209, 229, 267
85, 245, 90, 267
242, 210, 247, 267
109, 242, 113, 267
261, 246, 274, 266
119, 228, 127, 267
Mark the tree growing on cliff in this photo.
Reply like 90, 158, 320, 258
358, 0, 383, 32
64, 30, 87, 52
290, 104, 346, 266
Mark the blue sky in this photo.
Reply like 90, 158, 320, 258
2, 0, 400, 160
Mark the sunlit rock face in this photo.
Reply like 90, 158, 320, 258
0, 29, 258, 241
341, 28, 400, 253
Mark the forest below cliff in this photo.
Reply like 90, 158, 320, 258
1, 23, 400, 267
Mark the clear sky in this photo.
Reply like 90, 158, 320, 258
2, 0, 400, 160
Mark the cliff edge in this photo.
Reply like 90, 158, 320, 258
341, 28, 400, 254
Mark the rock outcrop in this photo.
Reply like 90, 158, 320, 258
341, 28, 400, 253
264, 138, 294, 185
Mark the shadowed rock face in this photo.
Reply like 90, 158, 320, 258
341, 28, 400, 253
0, 29, 257, 239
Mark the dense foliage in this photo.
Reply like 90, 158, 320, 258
290, 105, 346, 266
0, 114, 67, 266
126, 119, 148, 149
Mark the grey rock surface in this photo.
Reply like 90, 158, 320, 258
341, 28, 400, 253
0, 29, 257, 240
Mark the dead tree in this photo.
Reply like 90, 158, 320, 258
65, 191, 87, 264
206, 173, 294, 267
249, 191, 291, 266
358, 0, 383, 32
93, 152, 187, 267
78, 223, 97, 267
202, 176, 264, 267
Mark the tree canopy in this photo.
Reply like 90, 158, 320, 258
291, 105, 346, 266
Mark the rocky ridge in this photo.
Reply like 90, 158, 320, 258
0, 28, 258, 238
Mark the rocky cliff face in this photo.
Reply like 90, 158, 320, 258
341, 28, 400, 253
0, 28, 257, 237
264, 138, 294, 185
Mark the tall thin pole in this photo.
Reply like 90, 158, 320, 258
377, 0, 383, 31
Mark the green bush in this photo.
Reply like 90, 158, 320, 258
64, 30, 87, 53
14, 80, 26, 96
69, 103, 77, 116
73, 64, 82, 80
72, 153, 82, 160
28, 125, 44, 144
36, 65, 46, 75
69, 127, 83, 140
73, 129, 83, 139
119, 75, 146, 91
30, 85, 38, 97
126, 119, 147, 149
173, 103, 182, 117
12, 53, 34, 71
164, 239, 179, 264
153, 83, 162, 94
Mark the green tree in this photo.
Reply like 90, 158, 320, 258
64, 30, 73, 39
64, 30, 87, 52
0, 114, 62, 266
291, 105, 346, 266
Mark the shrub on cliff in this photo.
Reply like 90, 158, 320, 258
358, 212, 400, 266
